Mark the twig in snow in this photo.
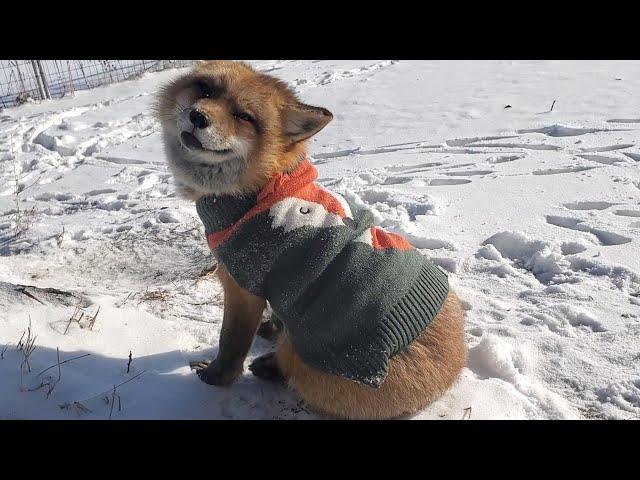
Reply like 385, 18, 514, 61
18, 316, 37, 391
138, 288, 170, 303
16, 286, 45, 305
60, 370, 147, 418
59, 401, 92, 415
55, 227, 65, 247
549, 100, 556, 112
462, 406, 472, 420
16, 331, 25, 350
86, 306, 100, 330
35, 352, 91, 378
127, 351, 133, 374
29, 347, 62, 397
108, 385, 122, 420
64, 307, 84, 335
116, 291, 134, 308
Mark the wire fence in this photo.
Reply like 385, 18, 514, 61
0, 60, 195, 109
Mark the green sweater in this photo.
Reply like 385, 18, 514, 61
196, 159, 449, 388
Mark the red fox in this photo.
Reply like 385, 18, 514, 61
155, 60, 467, 419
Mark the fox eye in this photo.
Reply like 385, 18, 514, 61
299, 207, 310, 214
234, 112, 254, 123
195, 81, 214, 98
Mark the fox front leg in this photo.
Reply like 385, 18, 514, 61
191, 265, 266, 386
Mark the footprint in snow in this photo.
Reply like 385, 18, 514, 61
545, 215, 632, 246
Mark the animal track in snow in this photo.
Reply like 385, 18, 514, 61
443, 170, 494, 177
607, 119, 640, 124
614, 210, 640, 218
426, 178, 472, 186
386, 162, 443, 172
290, 61, 398, 91
577, 154, 624, 165
379, 140, 442, 149
520, 306, 606, 336
313, 148, 360, 160
381, 176, 414, 185
34, 192, 74, 202
442, 163, 476, 169
357, 190, 435, 220
467, 142, 562, 151
579, 144, 634, 153
563, 201, 616, 211
95, 155, 155, 165
597, 379, 640, 413
545, 215, 632, 246
479, 230, 639, 296
487, 154, 525, 164
313, 143, 439, 162
518, 125, 625, 137
532, 166, 597, 176
85, 189, 117, 197
445, 135, 519, 147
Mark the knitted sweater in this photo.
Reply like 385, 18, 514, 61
195, 159, 449, 388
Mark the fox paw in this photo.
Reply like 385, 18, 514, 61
248, 353, 285, 383
189, 359, 239, 386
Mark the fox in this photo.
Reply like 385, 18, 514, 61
155, 60, 467, 419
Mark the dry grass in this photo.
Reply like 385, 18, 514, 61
462, 406, 472, 420
64, 306, 100, 334
55, 227, 65, 248
28, 347, 61, 397
127, 351, 133, 374
10, 136, 37, 239
108, 385, 122, 420
136, 288, 171, 305
195, 263, 219, 287
17, 316, 37, 391
15, 318, 92, 398
13, 204, 37, 238
59, 369, 146, 419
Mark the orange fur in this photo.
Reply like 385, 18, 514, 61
158, 60, 467, 419
154, 60, 320, 198
275, 290, 467, 419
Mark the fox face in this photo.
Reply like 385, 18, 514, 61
155, 60, 334, 197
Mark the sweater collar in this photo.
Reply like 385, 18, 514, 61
195, 157, 318, 244
256, 157, 317, 204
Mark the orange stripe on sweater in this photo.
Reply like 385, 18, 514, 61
208, 159, 349, 249
370, 227, 413, 251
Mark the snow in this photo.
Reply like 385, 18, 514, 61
1, 60, 640, 420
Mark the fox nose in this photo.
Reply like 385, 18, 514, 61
189, 109, 209, 129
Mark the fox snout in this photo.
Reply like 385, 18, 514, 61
177, 106, 236, 156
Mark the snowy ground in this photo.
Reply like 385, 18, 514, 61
1, 60, 639, 420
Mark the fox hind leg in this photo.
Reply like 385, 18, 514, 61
249, 352, 286, 383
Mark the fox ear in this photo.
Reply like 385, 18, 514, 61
282, 102, 333, 143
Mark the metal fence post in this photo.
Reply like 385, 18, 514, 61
2, 60, 194, 107
30, 60, 46, 100
36, 61, 51, 99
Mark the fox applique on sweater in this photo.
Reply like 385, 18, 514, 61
195, 159, 449, 388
